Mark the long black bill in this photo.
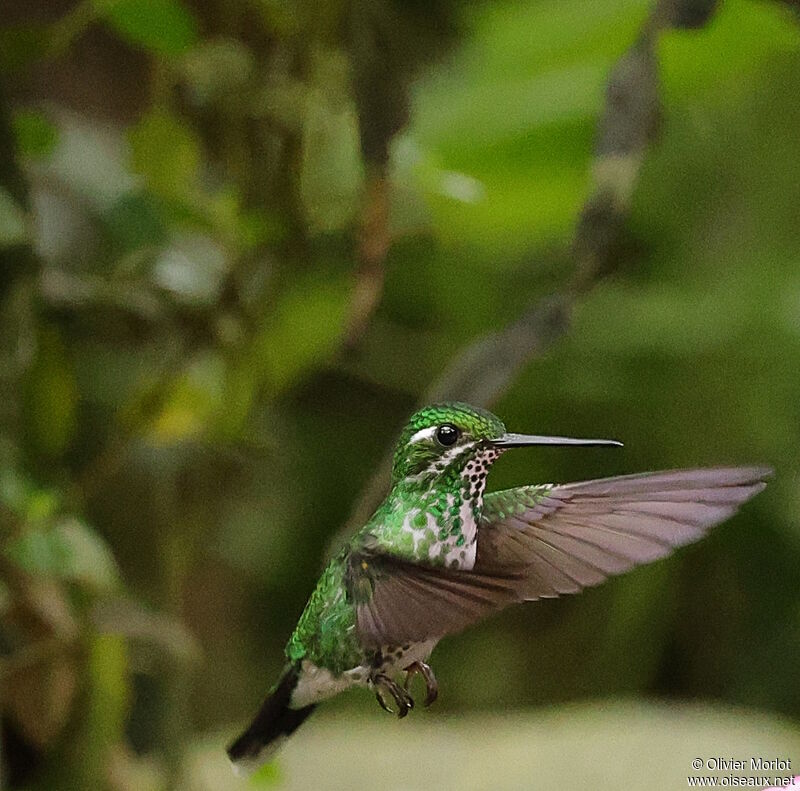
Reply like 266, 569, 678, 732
492, 433, 623, 448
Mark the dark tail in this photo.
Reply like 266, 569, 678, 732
226, 663, 315, 774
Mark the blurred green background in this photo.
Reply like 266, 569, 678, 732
1, 0, 800, 789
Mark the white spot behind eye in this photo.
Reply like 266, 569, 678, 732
407, 426, 438, 445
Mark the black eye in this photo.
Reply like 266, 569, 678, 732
435, 424, 460, 447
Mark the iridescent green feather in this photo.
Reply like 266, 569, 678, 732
285, 550, 362, 673
481, 484, 555, 521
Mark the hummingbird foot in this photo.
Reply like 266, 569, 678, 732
403, 661, 438, 707
372, 673, 414, 718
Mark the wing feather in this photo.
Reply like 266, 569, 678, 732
349, 554, 522, 647
476, 466, 771, 594
350, 466, 771, 647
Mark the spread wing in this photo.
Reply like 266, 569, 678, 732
475, 466, 771, 597
349, 466, 771, 648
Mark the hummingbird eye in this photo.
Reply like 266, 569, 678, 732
435, 424, 460, 447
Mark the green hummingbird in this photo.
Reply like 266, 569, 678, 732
227, 401, 770, 772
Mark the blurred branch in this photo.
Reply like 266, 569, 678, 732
342, 1, 459, 347
0, 637, 66, 678
0, 80, 38, 305
342, 2, 407, 348
45, 0, 97, 62
343, 166, 391, 347
332, 0, 720, 548
0, 82, 29, 209
92, 598, 201, 669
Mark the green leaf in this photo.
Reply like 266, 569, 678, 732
299, 95, 363, 232
22, 326, 78, 457
128, 109, 200, 199
95, 0, 198, 56
152, 235, 228, 306
299, 52, 364, 234
149, 351, 226, 441
254, 271, 350, 394
12, 109, 58, 158
52, 518, 121, 591
658, 0, 800, 107
5, 518, 119, 592
0, 25, 48, 73
0, 469, 56, 520
103, 191, 168, 255
0, 187, 28, 247
181, 38, 254, 106
47, 115, 135, 210
404, 0, 652, 256
4, 529, 58, 576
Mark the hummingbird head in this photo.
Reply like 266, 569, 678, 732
383, 401, 622, 569
391, 401, 623, 490
391, 402, 506, 486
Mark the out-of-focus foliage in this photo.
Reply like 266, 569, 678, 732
1, 0, 799, 788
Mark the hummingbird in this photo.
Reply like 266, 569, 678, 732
227, 402, 770, 772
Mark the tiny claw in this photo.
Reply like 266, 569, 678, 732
373, 673, 414, 718
404, 661, 438, 707
375, 686, 395, 715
